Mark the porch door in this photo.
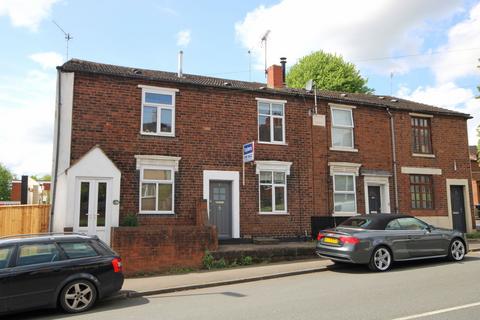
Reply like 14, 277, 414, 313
450, 185, 466, 232
76, 179, 111, 242
368, 186, 382, 214
209, 181, 232, 239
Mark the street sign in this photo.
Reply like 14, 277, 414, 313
243, 142, 255, 163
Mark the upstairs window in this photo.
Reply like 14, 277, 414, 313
410, 175, 434, 209
257, 99, 286, 143
331, 106, 354, 149
411, 117, 432, 154
140, 86, 178, 136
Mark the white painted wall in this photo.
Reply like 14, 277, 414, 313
52, 71, 74, 232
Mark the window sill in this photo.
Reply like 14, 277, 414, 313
332, 212, 359, 217
140, 131, 175, 138
258, 211, 289, 215
330, 147, 358, 153
138, 211, 175, 215
257, 141, 288, 146
412, 153, 435, 158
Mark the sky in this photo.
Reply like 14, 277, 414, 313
0, 0, 479, 176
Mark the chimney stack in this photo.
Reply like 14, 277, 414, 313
178, 50, 183, 78
266, 57, 287, 89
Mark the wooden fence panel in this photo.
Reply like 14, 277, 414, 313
0, 205, 50, 237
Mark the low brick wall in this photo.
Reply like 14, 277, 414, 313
111, 225, 218, 276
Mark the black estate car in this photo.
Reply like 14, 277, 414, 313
0, 233, 124, 315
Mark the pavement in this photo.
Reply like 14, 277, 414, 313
121, 240, 480, 298
15, 250, 480, 320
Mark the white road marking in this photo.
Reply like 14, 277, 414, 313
391, 301, 480, 320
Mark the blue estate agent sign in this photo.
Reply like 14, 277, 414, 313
243, 142, 255, 163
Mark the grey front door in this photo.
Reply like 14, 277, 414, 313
450, 185, 466, 232
209, 181, 232, 239
368, 186, 381, 214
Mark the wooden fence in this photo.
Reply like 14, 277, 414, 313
0, 205, 50, 237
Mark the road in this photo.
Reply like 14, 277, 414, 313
8, 252, 480, 320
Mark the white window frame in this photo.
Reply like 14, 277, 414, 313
259, 171, 288, 214
330, 104, 356, 152
255, 160, 291, 215
256, 98, 287, 145
135, 155, 181, 215
333, 173, 357, 216
139, 166, 175, 214
139, 85, 178, 137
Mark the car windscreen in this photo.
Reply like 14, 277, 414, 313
338, 217, 374, 229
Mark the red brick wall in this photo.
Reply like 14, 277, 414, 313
69, 71, 473, 236
394, 113, 472, 219
70, 72, 314, 237
111, 225, 218, 276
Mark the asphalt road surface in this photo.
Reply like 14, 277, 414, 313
7, 252, 480, 320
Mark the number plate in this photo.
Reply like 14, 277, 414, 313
323, 237, 339, 244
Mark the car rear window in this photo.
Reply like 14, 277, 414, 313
59, 242, 98, 259
0, 247, 14, 269
17, 243, 60, 266
338, 217, 374, 229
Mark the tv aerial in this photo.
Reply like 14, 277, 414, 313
260, 30, 271, 77
52, 20, 73, 60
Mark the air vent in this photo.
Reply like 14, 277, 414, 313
340, 93, 347, 97
390, 99, 398, 102
378, 96, 385, 100
259, 86, 266, 90
132, 68, 142, 75
224, 82, 232, 87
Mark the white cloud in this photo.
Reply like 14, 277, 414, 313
176, 30, 191, 47
235, 0, 462, 75
0, 0, 59, 31
397, 82, 480, 144
29, 51, 64, 69
0, 69, 56, 175
431, 2, 480, 83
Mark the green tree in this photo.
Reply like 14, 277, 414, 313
286, 51, 373, 94
0, 163, 13, 201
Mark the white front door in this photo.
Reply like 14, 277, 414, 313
75, 178, 112, 243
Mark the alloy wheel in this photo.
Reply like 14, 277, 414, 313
373, 247, 391, 271
63, 282, 94, 312
450, 240, 465, 261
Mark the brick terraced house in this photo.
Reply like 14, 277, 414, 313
51, 58, 475, 244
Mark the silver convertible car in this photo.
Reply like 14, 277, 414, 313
316, 214, 468, 272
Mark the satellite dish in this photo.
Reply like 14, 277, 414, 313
305, 79, 314, 92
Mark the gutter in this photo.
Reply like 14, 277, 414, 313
49, 69, 62, 232
387, 108, 399, 213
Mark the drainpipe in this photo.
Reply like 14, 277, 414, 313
49, 69, 62, 232
387, 108, 399, 213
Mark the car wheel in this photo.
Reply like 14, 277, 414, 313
59, 279, 97, 313
448, 239, 466, 262
368, 246, 392, 272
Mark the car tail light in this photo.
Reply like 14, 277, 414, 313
112, 257, 123, 273
339, 236, 360, 245
317, 232, 325, 241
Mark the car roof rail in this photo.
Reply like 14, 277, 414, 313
0, 232, 89, 240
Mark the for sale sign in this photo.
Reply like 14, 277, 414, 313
243, 142, 255, 163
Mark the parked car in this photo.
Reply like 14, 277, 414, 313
0, 233, 124, 315
316, 214, 467, 272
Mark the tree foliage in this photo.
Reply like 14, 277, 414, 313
0, 163, 13, 201
286, 51, 373, 94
